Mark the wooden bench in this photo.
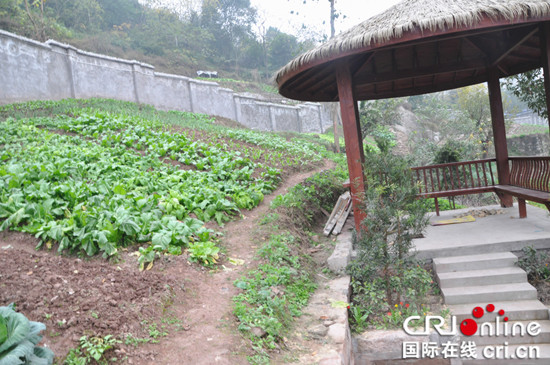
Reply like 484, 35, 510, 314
494, 184, 550, 218
411, 159, 498, 216
497, 156, 550, 218
343, 157, 550, 218
412, 157, 550, 218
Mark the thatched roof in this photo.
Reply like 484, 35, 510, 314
276, 0, 550, 100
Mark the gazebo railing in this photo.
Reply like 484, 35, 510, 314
509, 156, 550, 193
411, 158, 497, 197
410, 157, 550, 216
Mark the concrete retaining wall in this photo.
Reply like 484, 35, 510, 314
0, 29, 332, 133
508, 133, 550, 156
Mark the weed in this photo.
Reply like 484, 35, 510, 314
517, 246, 550, 284
259, 213, 279, 225
349, 305, 369, 333
64, 335, 120, 365
148, 323, 168, 341
124, 333, 150, 347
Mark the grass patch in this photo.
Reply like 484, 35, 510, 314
233, 154, 347, 364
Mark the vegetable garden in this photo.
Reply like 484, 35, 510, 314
0, 99, 336, 364
0, 100, 322, 267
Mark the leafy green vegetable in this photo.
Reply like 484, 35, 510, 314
0, 305, 54, 365
0, 100, 325, 267
0, 316, 7, 345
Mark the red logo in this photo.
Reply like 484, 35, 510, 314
460, 303, 508, 336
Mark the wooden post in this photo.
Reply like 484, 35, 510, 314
487, 68, 513, 207
541, 22, 550, 130
336, 61, 367, 232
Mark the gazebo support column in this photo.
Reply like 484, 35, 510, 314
336, 62, 367, 232
487, 68, 513, 207
541, 22, 550, 130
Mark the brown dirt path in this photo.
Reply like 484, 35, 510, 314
132, 158, 336, 365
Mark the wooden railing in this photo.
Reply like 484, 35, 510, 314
509, 156, 550, 192
411, 158, 497, 197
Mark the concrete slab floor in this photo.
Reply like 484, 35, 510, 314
412, 204, 550, 260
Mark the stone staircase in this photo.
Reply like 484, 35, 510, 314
433, 252, 550, 364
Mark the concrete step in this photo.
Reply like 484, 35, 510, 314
466, 320, 550, 346
438, 266, 526, 288
449, 300, 549, 322
442, 282, 537, 305
433, 252, 517, 274
464, 343, 550, 364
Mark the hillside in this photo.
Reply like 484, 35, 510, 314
0, 0, 315, 83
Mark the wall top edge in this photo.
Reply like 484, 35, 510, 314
154, 72, 192, 81
189, 79, 220, 86
234, 93, 261, 101
45, 39, 155, 68
254, 101, 300, 110
0, 29, 51, 50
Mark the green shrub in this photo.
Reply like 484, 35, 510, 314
347, 148, 431, 329
517, 246, 550, 284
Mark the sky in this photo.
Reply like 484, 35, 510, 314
250, 0, 402, 40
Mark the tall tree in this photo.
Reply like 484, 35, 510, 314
456, 85, 494, 158
48, 0, 103, 31
201, 0, 256, 72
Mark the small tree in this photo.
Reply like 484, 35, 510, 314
348, 145, 430, 315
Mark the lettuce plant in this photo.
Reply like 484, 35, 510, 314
0, 304, 54, 365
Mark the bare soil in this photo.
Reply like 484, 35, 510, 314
0, 159, 335, 364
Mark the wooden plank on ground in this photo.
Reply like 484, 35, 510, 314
332, 198, 352, 235
323, 191, 351, 236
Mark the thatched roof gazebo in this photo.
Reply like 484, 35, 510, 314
276, 0, 550, 231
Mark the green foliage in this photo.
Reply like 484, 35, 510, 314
0, 0, 316, 81
517, 246, 550, 284
504, 69, 547, 118
187, 240, 220, 266
233, 234, 316, 361
359, 99, 402, 139
0, 304, 54, 365
347, 149, 431, 330
433, 140, 464, 164
0, 99, 325, 267
232, 150, 346, 362
348, 305, 369, 333
271, 169, 347, 228
424, 198, 466, 212
123, 334, 150, 347
64, 335, 120, 365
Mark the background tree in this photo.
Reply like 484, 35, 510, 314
0, 0, 317, 81
358, 99, 402, 138
48, 0, 103, 31
504, 69, 547, 119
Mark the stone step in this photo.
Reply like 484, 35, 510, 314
464, 343, 550, 364
433, 252, 517, 274
466, 320, 550, 346
449, 300, 549, 322
442, 282, 537, 305
438, 266, 526, 289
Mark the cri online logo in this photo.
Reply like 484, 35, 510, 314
403, 303, 541, 337
460, 303, 505, 336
